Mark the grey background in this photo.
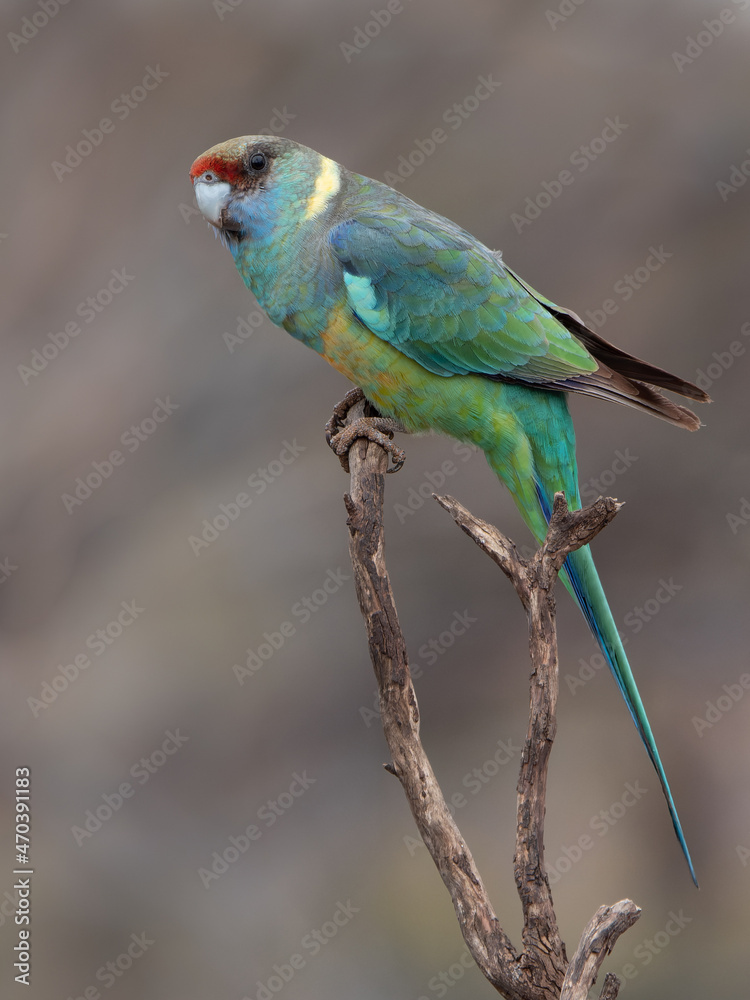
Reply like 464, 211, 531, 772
1, 0, 749, 997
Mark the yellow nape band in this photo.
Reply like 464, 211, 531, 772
304, 156, 341, 219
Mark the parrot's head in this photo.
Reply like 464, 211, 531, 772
190, 136, 341, 244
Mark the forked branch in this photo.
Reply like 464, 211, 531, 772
329, 395, 640, 1000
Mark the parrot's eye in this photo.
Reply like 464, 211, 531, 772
249, 152, 267, 171
202, 171, 217, 183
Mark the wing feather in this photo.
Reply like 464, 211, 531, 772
329, 209, 707, 429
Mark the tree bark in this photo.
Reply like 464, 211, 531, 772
331, 395, 640, 999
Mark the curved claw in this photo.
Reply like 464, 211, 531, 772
325, 390, 406, 474
324, 387, 366, 451
328, 420, 406, 474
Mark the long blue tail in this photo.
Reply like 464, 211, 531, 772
537, 487, 698, 886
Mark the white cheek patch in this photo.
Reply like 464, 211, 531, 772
194, 180, 232, 225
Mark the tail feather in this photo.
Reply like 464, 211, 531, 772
501, 259, 711, 404
535, 485, 698, 886
486, 386, 697, 884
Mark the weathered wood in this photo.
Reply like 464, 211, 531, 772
329, 394, 639, 999
597, 972, 624, 1000
560, 902, 641, 1000
434, 492, 623, 988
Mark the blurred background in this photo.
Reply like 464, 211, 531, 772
1, 1, 749, 997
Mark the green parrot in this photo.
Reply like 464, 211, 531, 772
190, 135, 708, 885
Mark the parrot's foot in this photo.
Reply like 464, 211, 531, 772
325, 388, 407, 474
325, 387, 367, 432
329, 420, 407, 473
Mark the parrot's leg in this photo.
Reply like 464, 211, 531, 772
325, 387, 408, 474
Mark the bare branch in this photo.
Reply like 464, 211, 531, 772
561, 901, 641, 1000
433, 494, 532, 608
328, 393, 640, 1000
340, 398, 527, 999
434, 490, 624, 976
597, 972, 624, 1000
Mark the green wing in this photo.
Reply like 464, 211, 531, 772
328, 207, 599, 386
328, 201, 705, 429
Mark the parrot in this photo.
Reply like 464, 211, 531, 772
190, 135, 708, 885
